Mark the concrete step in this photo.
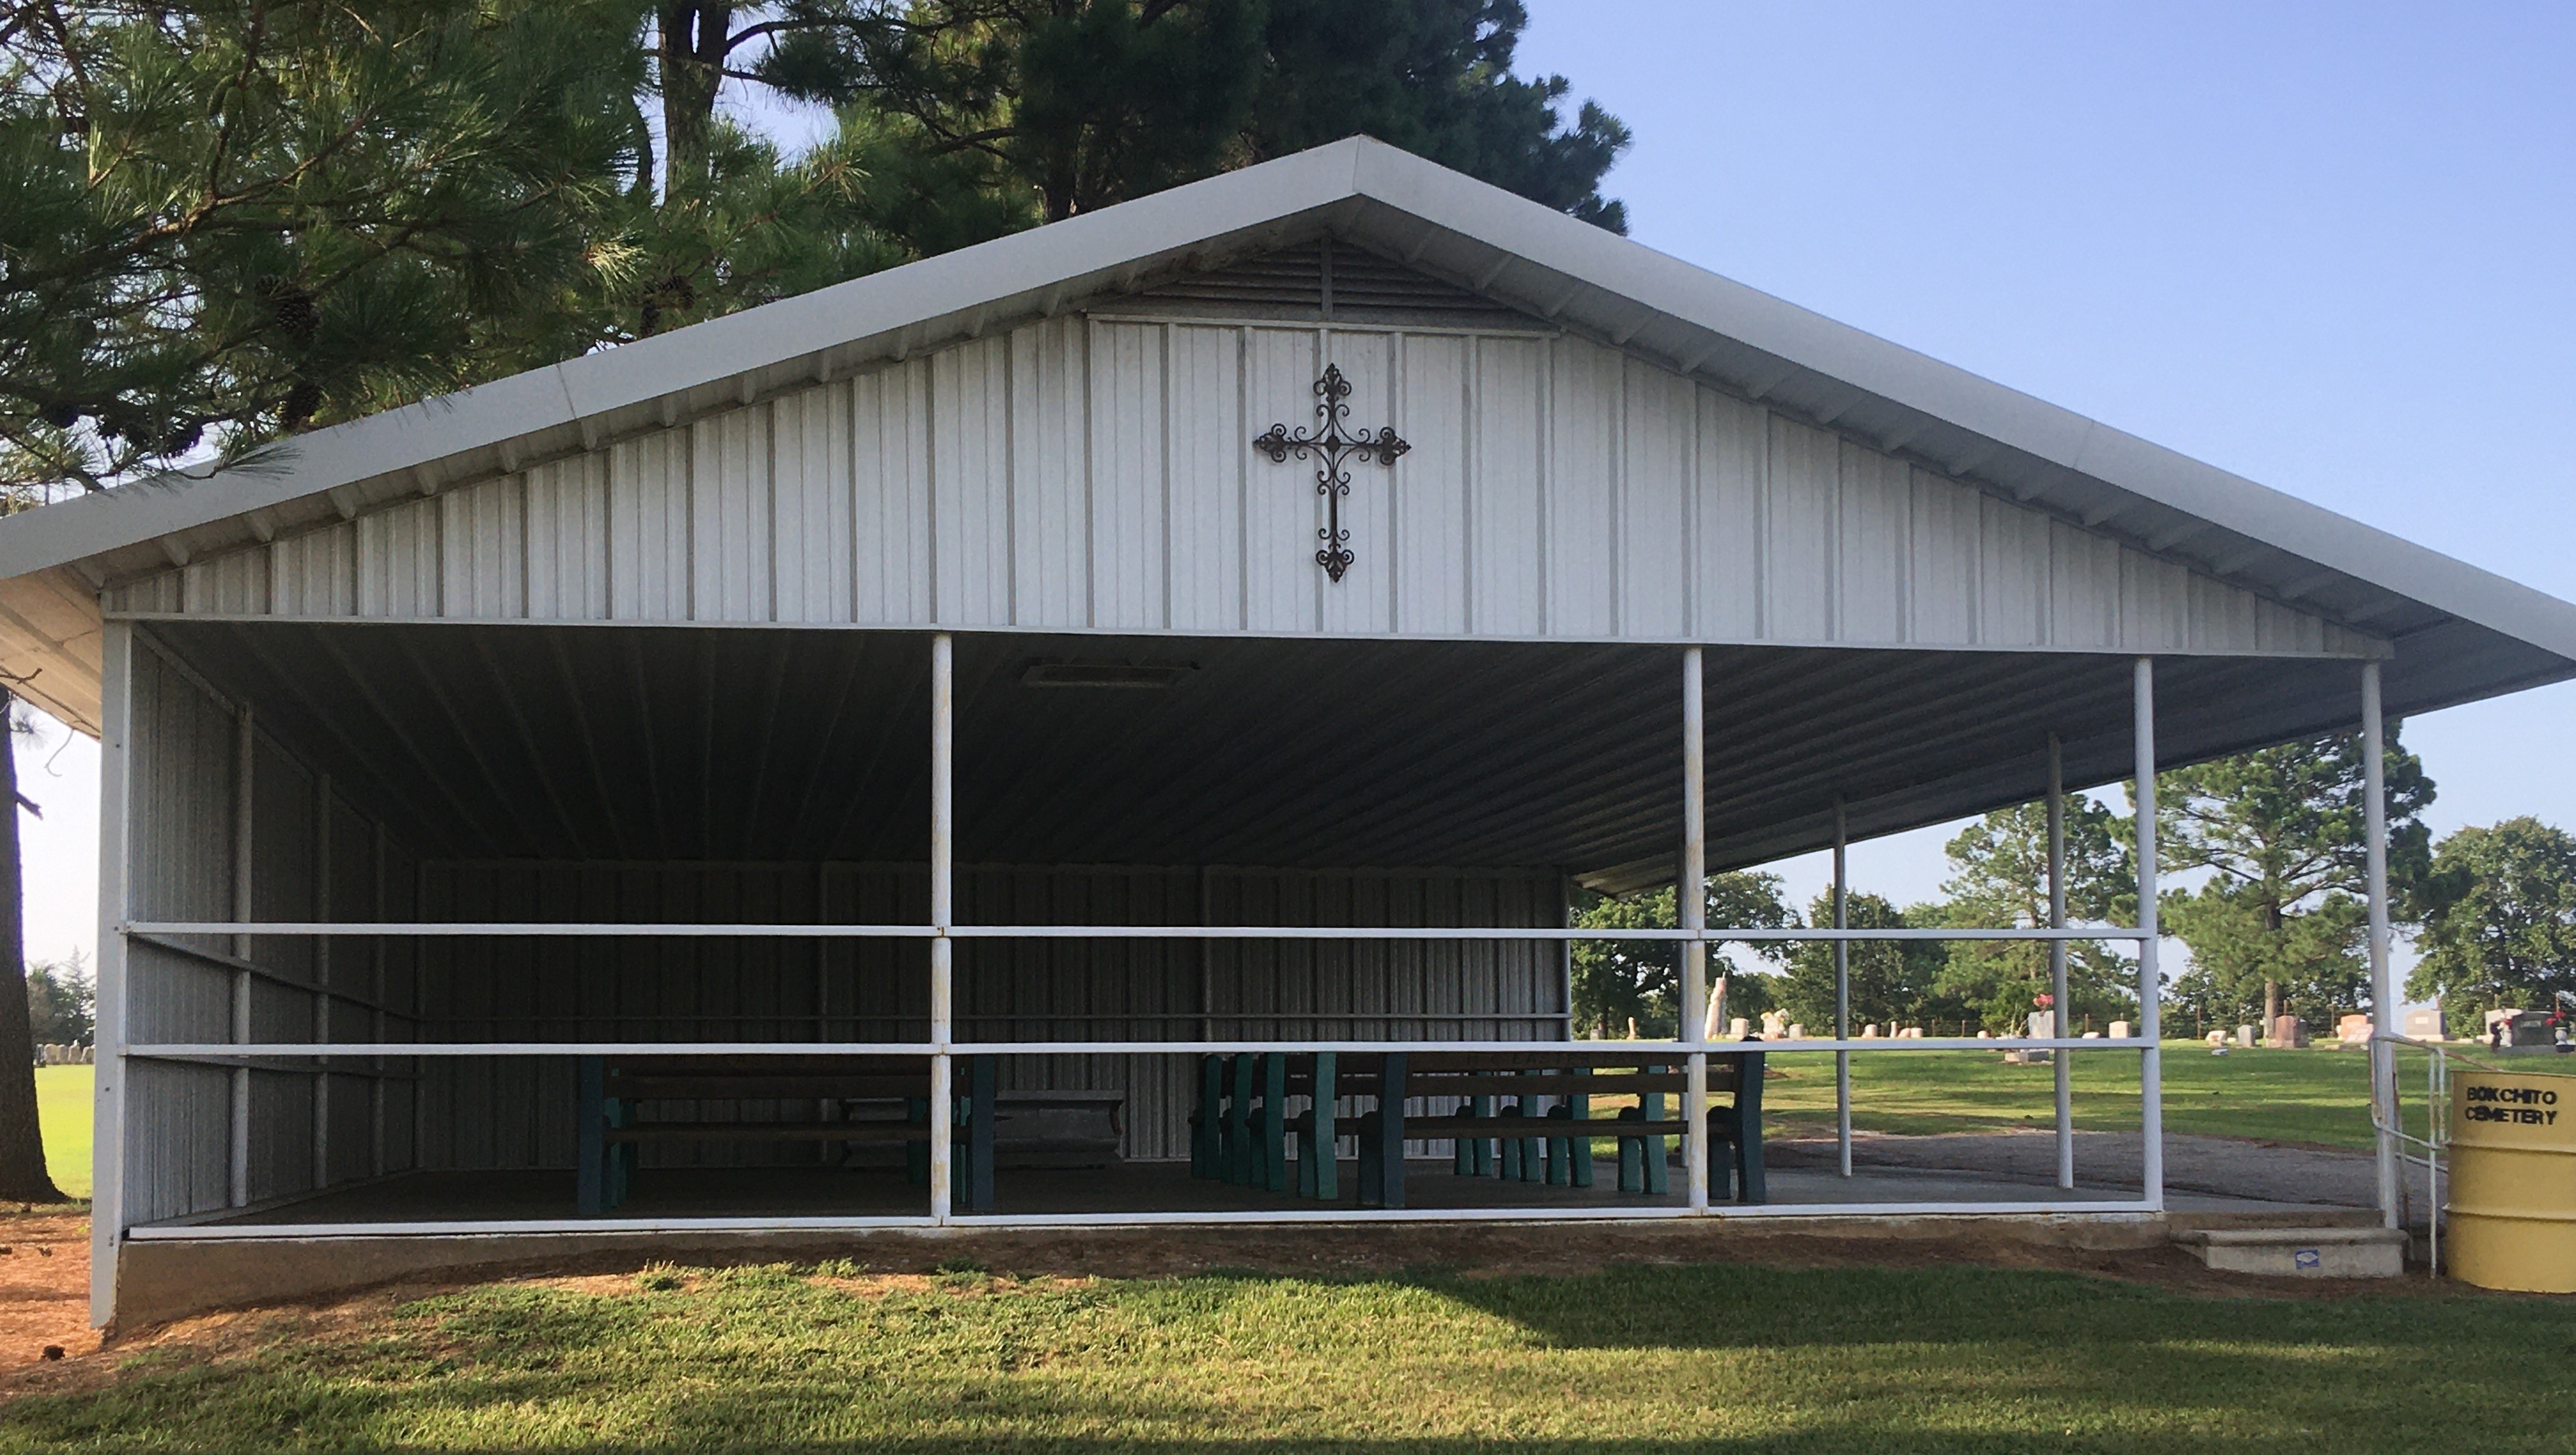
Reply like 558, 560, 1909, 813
2173, 1226, 2407, 1277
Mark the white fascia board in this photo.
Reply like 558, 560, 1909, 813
1346, 141, 2576, 662
0, 142, 1369, 581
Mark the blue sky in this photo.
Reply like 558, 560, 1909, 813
15, 1, 2575, 969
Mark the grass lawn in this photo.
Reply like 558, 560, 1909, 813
4, 1261, 2570, 1452
34, 1066, 89, 1202
1756, 1042, 2409, 1150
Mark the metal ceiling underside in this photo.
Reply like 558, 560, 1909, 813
150, 620, 2427, 893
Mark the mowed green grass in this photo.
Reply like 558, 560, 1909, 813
5, 1261, 2569, 1453
1758, 1042, 2400, 1149
35, 1065, 89, 1201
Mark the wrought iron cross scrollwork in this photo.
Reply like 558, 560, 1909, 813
1253, 364, 1409, 582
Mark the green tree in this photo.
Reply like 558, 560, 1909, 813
26, 950, 91, 1047
1, 1, 654, 491
1927, 799, 2138, 1033
2156, 725, 2435, 1036
0, 682, 61, 1199
1570, 872, 1794, 1039
752, 0, 1630, 237
2409, 817, 2576, 1034
1775, 891, 1950, 1035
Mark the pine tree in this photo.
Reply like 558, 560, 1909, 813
1, 1, 652, 491
2156, 726, 2435, 1035
1570, 872, 1794, 1038
1927, 799, 2138, 1032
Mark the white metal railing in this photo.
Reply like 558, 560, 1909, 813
2372, 1030, 2462, 1278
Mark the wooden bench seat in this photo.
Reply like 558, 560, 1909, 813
575, 1054, 998, 1215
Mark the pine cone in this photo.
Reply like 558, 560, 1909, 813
257, 275, 320, 341
281, 380, 322, 429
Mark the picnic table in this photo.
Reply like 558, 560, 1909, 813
574, 1053, 998, 1214
1189, 1045, 1764, 1208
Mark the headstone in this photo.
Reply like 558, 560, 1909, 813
1787, 1022, 1805, 1040
2337, 1013, 2373, 1045
2027, 1011, 2053, 1039
2081, 1030, 2102, 1039
2207, 1030, 2228, 1047
2403, 1006, 2445, 1042
2108, 1020, 2132, 1040
1977, 1029, 1993, 1039
1761, 1010, 1790, 1040
1861, 1024, 1883, 1039
2235, 1024, 2259, 1049
1728, 1017, 1752, 1039
2269, 1015, 2310, 1049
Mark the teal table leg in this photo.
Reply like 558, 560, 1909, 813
1499, 1097, 1523, 1181
1617, 1105, 1644, 1193
1297, 1052, 1338, 1199
576, 1055, 606, 1215
1545, 1100, 1571, 1186
1192, 1054, 1222, 1178
1471, 1095, 1494, 1174
1227, 1052, 1258, 1186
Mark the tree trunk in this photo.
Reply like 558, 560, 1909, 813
658, 2, 734, 194
2263, 978, 2279, 1029
0, 691, 66, 1202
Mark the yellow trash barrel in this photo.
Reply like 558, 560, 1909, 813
2448, 1067, 2576, 1292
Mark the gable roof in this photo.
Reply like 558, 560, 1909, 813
5, 135, 2574, 738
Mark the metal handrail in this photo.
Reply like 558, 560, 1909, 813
2370, 1031, 2471, 1278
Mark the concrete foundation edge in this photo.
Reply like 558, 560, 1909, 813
106, 1208, 2371, 1330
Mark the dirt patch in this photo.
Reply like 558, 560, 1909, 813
0, 1213, 93, 1371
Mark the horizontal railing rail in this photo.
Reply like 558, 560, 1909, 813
122, 921, 2151, 943
122, 1035, 2154, 1061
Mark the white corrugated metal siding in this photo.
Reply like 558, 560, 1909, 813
105, 315, 2375, 659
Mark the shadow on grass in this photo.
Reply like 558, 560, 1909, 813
4, 1262, 2568, 1454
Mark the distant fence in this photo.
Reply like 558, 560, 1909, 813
36, 1045, 93, 1066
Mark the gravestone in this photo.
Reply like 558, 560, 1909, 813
2107, 1020, 2132, 1040
1861, 1024, 1883, 1039
1761, 1010, 1791, 1040
1728, 1017, 1752, 1039
2403, 1006, 2446, 1041
2336, 1013, 2373, 1045
1787, 1022, 1805, 1040
2235, 1024, 2259, 1049
2269, 1015, 2310, 1049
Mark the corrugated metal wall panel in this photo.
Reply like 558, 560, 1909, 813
124, 1061, 229, 1225
1619, 360, 1693, 640
934, 338, 1014, 626
1168, 325, 1246, 633
1243, 328, 1321, 633
1393, 332, 1469, 635
1693, 390, 1765, 638
853, 362, 934, 624
136, 309, 2379, 659
1469, 336, 1546, 635
772, 383, 855, 624
1544, 337, 1617, 638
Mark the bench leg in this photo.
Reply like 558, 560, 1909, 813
906, 1097, 930, 1186
1190, 1056, 1221, 1179
1472, 1095, 1493, 1175
1360, 1053, 1407, 1208
608, 1099, 633, 1209
1545, 1102, 1571, 1187
1516, 1097, 1543, 1184
1642, 1087, 1669, 1195
1617, 1105, 1644, 1193
1568, 1072, 1594, 1189
1736, 1051, 1766, 1205
575, 1055, 605, 1215
1260, 1052, 1288, 1194
957, 1054, 997, 1213
1498, 1102, 1523, 1181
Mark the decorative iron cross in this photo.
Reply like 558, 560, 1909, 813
1254, 364, 1409, 582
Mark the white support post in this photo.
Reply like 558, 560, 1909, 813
89, 622, 134, 1328
1681, 649, 1709, 1213
2364, 661, 2401, 1229
928, 633, 955, 1223
2048, 734, 2073, 1190
370, 822, 387, 1180
2133, 658, 2164, 1212
311, 772, 331, 1192
229, 705, 254, 1208
1833, 801, 1851, 1179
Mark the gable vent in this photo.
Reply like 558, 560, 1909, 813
1116, 238, 1542, 328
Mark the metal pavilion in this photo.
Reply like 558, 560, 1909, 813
6, 139, 2575, 1326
